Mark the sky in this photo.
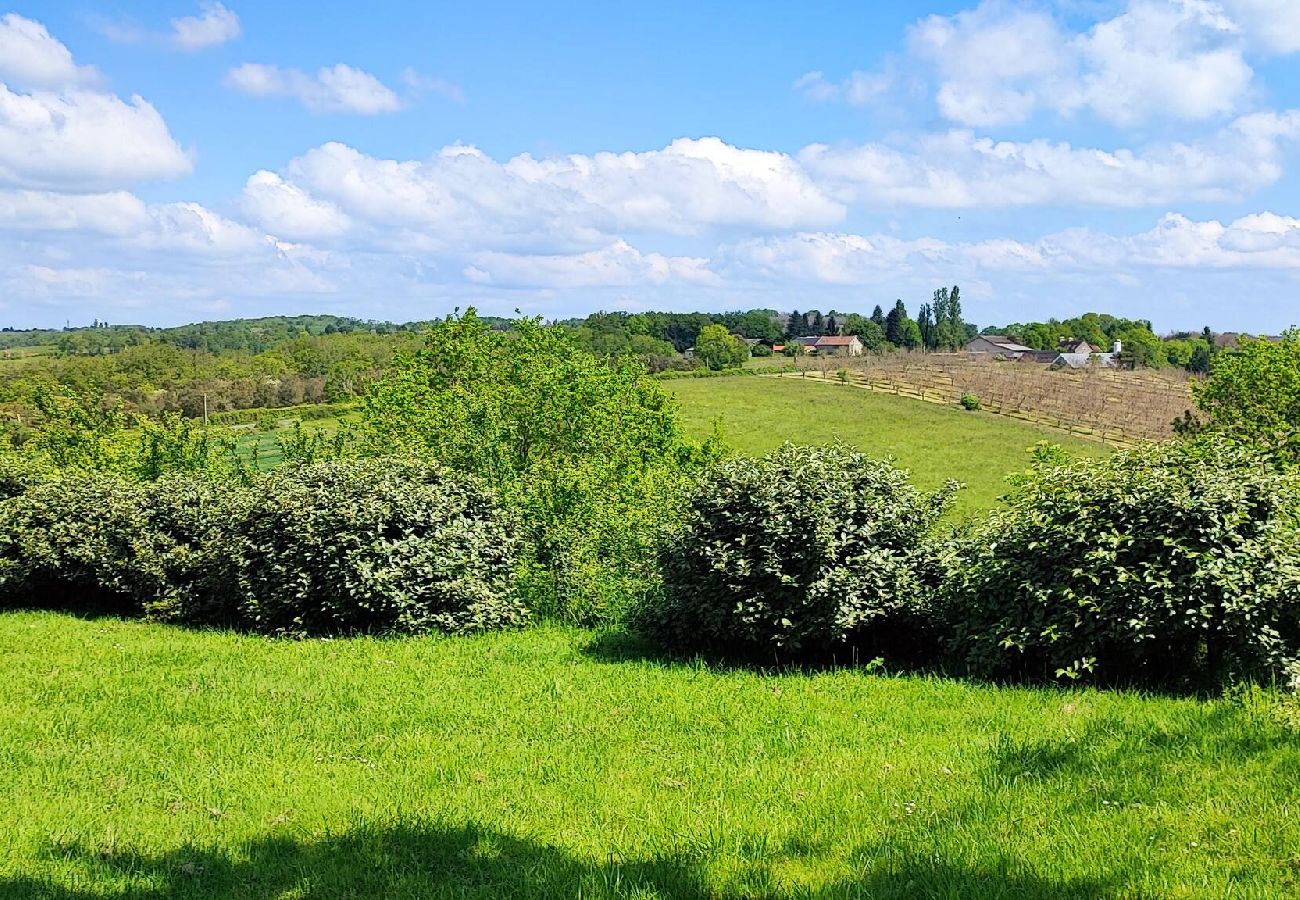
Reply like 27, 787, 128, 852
2, 1, 1299, 332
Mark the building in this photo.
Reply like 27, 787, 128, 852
964, 335, 1035, 360
1050, 341, 1124, 369
1057, 339, 1101, 354
799, 335, 864, 356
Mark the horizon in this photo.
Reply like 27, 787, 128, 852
4, 2, 1300, 333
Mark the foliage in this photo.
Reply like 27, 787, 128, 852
694, 324, 749, 371
1187, 330, 1300, 463
0, 474, 220, 616
943, 438, 1300, 689
635, 443, 957, 658
0, 459, 522, 637
225, 459, 523, 636
359, 310, 717, 624
960, 393, 981, 411
10, 390, 240, 481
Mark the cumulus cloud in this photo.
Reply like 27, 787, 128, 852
1220, 0, 1300, 55
169, 3, 241, 51
251, 138, 841, 258
466, 241, 716, 289
0, 189, 148, 235
225, 63, 404, 114
903, 0, 1257, 127
724, 212, 1300, 290
0, 13, 98, 88
240, 170, 351, 240
800, 111, 1300, 207
0, 86, 192, 190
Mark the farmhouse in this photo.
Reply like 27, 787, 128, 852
1051, 341, 1124, 369
799, 335, 864, 356
964, 335, 1035, 359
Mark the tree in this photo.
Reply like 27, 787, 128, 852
826, 314, 839, 335
916, 304, 935, 350
1187, 330, 1300, 462
884, 300, 910, 347
359, 309, 719, 622
786, 310, 804, 339
810, 310, 825, 335
695, 324, 749, 371
870, 305, 886, 332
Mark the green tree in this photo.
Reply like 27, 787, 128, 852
1188, 330, 1300, 462
870, 305, 886, 332
785, 310, 804, 338
884, 300, 910, 347
695, 324, 748, 371
359, 310, 718, 622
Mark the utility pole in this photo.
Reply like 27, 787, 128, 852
203, 393, 209, 426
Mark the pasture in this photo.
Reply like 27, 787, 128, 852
668, 376, 1107, 517
2, 613, 1298, 899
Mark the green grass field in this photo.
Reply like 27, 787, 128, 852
668, 376, 1106, 518
6, 379, 1285, 898
2, 613, 1298, 899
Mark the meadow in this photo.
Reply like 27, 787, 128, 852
2, 613, 1298, 899
668, 376, 1107, 517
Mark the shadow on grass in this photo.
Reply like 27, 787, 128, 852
579, 629, 916, 678
1, 822, 1122, 899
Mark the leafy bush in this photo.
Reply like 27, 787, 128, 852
960, 393, 981, 411
0, 459, 523, 638
942, 439, 1300, 689
225, 459, 524, 636
635, 443, 958, 659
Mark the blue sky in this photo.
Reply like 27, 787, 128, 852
2, 1, 1299, 332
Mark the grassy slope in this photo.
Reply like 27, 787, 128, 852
2, 614, 1298, 899
668, 376, 1107, 518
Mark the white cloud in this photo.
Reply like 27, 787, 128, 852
0, 13, 97, 88
240, 170, 351, 240
225, 63, 403, 115
271, 137, 843, 253
1220, 0, 1300, 54
800, 111, 1300, 208
0, 189, 148, 235
169, 3, 241, 51
467, 240, 716, 289
725, 211, 1300, 290
906, 0, 1257, 127
400, 68, 465, 104
793, 69, 891, 106
0, 86, 192, 190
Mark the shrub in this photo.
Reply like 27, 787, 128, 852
635, 443, 958, 659
960, 393, 981, 411
226, 459, 524, 636
943, 438, 1300, 689
0, 473, 230, 617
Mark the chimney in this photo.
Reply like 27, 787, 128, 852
1112, 340, 1122, 355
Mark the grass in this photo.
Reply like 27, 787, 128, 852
1, 612, 1298, 898
668, 376, 1107, 517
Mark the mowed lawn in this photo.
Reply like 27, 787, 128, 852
669, 376, 1108, 517
2, 613, 1299, 899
